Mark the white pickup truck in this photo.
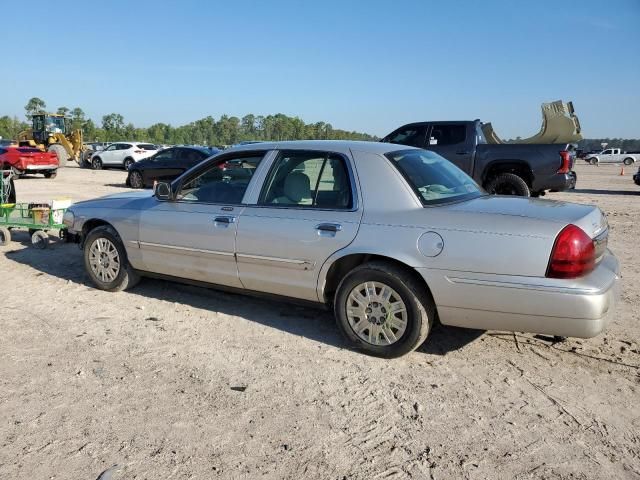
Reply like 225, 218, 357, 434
585, 148, 639, 165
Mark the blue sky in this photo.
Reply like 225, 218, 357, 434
1, 0, 638, 138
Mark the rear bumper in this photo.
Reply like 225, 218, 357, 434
25, 164, 57, 171
534, 172, 576, 192
417, 251, 620, 338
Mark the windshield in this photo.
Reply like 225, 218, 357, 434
385, 149, 483, 205
44, 116, 66, 133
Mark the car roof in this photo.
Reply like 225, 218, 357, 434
225, 140, 415, 155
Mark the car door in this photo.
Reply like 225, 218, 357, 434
99, 144, 118, 164
110, 143, 132, 165
236, 149, 362, 302
137, 151, 268, 288
141, 148, 176, 185
600, 149, 613, 163
425, 123, 473, 172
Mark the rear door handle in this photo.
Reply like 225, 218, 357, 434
213, 216, 236, 227
316, 223, 342, 236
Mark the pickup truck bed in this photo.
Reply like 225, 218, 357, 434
382, 120, 576, 197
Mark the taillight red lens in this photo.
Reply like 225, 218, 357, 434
557, 150, 571, 174
546, 224, 595, 278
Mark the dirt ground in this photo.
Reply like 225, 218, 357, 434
1, 161, 639, 480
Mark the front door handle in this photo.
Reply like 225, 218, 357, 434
213, 216, 236, 228
316, 223, 342, 236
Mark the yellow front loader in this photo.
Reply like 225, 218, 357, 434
17, 113, 86, 166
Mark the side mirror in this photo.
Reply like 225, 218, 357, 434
154, 182, 173, 201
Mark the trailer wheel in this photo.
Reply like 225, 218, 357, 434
0, 227, 11, 246
31, 230, 49, 249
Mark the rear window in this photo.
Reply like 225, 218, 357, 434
17, 148, 42, 153
138, 144, 157, 150
386, 149, 482, 205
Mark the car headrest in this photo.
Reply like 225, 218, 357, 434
284, 171, 311, 203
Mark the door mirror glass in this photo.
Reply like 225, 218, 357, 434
155, 182, 172, 201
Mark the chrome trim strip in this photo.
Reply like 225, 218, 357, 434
139, 241, 233, 257
236, 253, 314, 269
446, 276, 603, 295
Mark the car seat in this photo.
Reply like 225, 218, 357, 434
272, 171, 312, 205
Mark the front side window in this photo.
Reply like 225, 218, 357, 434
152, 148, 174, 162
383, 125, 427, 148
259, 151, 352, 209
118, 143, 132, 150
428, 124, 466, 146
104, 144, 117, 151
176, 153, 264, 204
386, 149, 482, 205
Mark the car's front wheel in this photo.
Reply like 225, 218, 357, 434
83, 225, 140, 292
334, 262, 434, 358
623, 157, 634, 166
91, 157, 103, 170
123, 158, 135, 170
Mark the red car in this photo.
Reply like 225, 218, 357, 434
0, 146, 59, 178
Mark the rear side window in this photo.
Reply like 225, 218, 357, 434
138, 144, 157, 150
384, 125, 427, 148
428, 124, 466, 146
259, 151, 353, 209
178, 148, 208, 165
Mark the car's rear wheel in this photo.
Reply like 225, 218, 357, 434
123, 158, 135, 170
334, 261, 434, 358
484, 173, 530, 196
128, 170, 144, 189
83, 225, 140, 292
623, 157, 634, 166
91, 157, 103, 170
44, 171, 57, 179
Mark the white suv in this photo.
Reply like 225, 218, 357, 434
89, 142, 157, 170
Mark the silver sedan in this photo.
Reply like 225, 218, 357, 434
64, 141, 620, 358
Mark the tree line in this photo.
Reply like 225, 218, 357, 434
0, 97, 376, 147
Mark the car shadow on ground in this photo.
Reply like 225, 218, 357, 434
571, 188, 638, 196
103, 183, 129, 188
3, 237, 484, 357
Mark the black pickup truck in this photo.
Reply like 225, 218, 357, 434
381, 120, 576, 196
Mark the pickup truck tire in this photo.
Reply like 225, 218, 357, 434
47, 144, 68, 168
83, 225, 141, 292
334, 261, 433, 358
484, 173, 530, 197
590, 158, 599, 165
623, 157, 634, 166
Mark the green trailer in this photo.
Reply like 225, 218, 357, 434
0, 170, 69, 248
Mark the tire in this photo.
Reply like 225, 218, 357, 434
91, 157, 103, 170
590, 158, 599, 165
0, 226, 11, 246
83, 225, 140, 292
623, 157, 634, 166
44, 171, 57, 179
31, 230, 49, 249
484, 173, 530, 197
128, 170, 144, 189
11, 167, 24, 177
334, 261, 434, 358
123, 158, 135, 170
47, 144, 69, 168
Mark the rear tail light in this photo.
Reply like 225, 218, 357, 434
546, 224, 595, 278
557, 150, 572, 174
